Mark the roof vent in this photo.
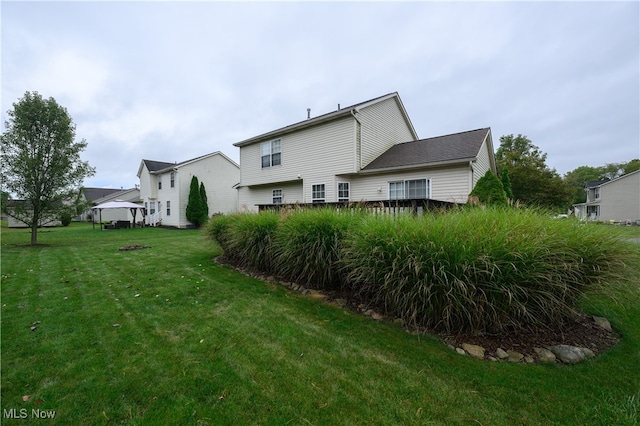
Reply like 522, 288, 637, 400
338, 103, 341, 110
307, 108, 311, 119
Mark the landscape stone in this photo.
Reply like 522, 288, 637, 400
371, 312, 384, 320
534, 347, 557, 363
592, 316, 612, 332
579, 347, 595, 359
462, 343, 485, 360
507, 350, 524, 363
495, 348, 509, 359
548, 345, 585, 364
455, 347, 467, 356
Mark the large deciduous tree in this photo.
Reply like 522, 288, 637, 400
496, 134, 570, 209
1, 91, 95, 244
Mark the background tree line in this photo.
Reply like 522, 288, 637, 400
491, 134, 639, 210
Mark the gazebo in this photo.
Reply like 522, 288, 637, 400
91, 200, 145, 229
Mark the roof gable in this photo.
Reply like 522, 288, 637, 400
233, 92, 417, 147
362, 128, 491, 171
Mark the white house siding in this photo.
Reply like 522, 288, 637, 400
358, 97, 416, 169
351, 166, 471, 203
472, 138, 493, 188
139, 153, 239, 228
598, 171, 640, 223
138, 164, 152, 201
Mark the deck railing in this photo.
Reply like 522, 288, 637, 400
256, 199, 458, 215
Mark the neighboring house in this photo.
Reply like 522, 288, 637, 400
137, 151, 239, 228
78, 187, 141, 222
233, 92, 496, 211
6, 199, 62, 228
573, 170, 640, 223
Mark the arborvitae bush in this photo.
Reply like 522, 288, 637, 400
470, 170, 508, 206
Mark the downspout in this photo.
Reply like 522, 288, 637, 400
351, 109, 362, 171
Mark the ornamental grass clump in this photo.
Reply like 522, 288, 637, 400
273, 208, 356, 290
342, 207, 632, 333
207, 212, 280, 272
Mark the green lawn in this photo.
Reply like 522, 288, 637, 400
1, 222, 639, 425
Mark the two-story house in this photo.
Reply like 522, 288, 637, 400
233, 92, 496, 211
137, 151, 239, 228
573, 170, 640, 223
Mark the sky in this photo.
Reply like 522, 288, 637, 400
2, 1, 639, 189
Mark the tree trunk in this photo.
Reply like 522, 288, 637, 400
31, 222, 38, 245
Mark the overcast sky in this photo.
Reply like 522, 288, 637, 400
2, 1, 639, 189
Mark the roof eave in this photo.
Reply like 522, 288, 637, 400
358, 157, 476, 175
233, 109, 354, 147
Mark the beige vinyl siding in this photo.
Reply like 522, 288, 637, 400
598, 171, 640, 222
238, 182, 304, 211
358, 97, 416, 169
351, 166, 470, 203
472, 138, 492, 188
239, 117, 355, 188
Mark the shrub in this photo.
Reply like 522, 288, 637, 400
341, 207, 631, 333
213, 212, 280, 272
273, 208, 356, 290
470, 170, 508, 206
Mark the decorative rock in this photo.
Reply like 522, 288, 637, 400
495, 348, 509, 359
507, 350, 524, 363
334, 298, 347, 307
462, 343, 485, 360
593, 316, 612, 332
548, 345, 585, 364
363, 309, 374, 316
534, 347, 557, 363
579, 347, 595, 359
371, 312, 384, 321
524, 356, 535, 364
455, 347, 466, 356
307, 291, 327, 301
495, 348, 508, 359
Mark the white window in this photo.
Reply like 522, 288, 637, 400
273, 189, 283, 204
594, 187, 600, 200
150, 201, 156, 215
312, 184, 326, 203
166, 201, 171, 216
337, 182, 350, 202
170, 171, 175, 188
261, 139, 281, 168
158, 178, 162, 190
388, 179, 430, 200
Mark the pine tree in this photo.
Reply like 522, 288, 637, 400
199, 182, 209, 225
186, 176, 201, 227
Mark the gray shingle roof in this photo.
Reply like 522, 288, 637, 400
82, 187, 123, 202
362, 128, 491, 171
143, 160, 176, 172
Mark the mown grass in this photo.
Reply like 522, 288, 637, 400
1, 222, 639, 424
